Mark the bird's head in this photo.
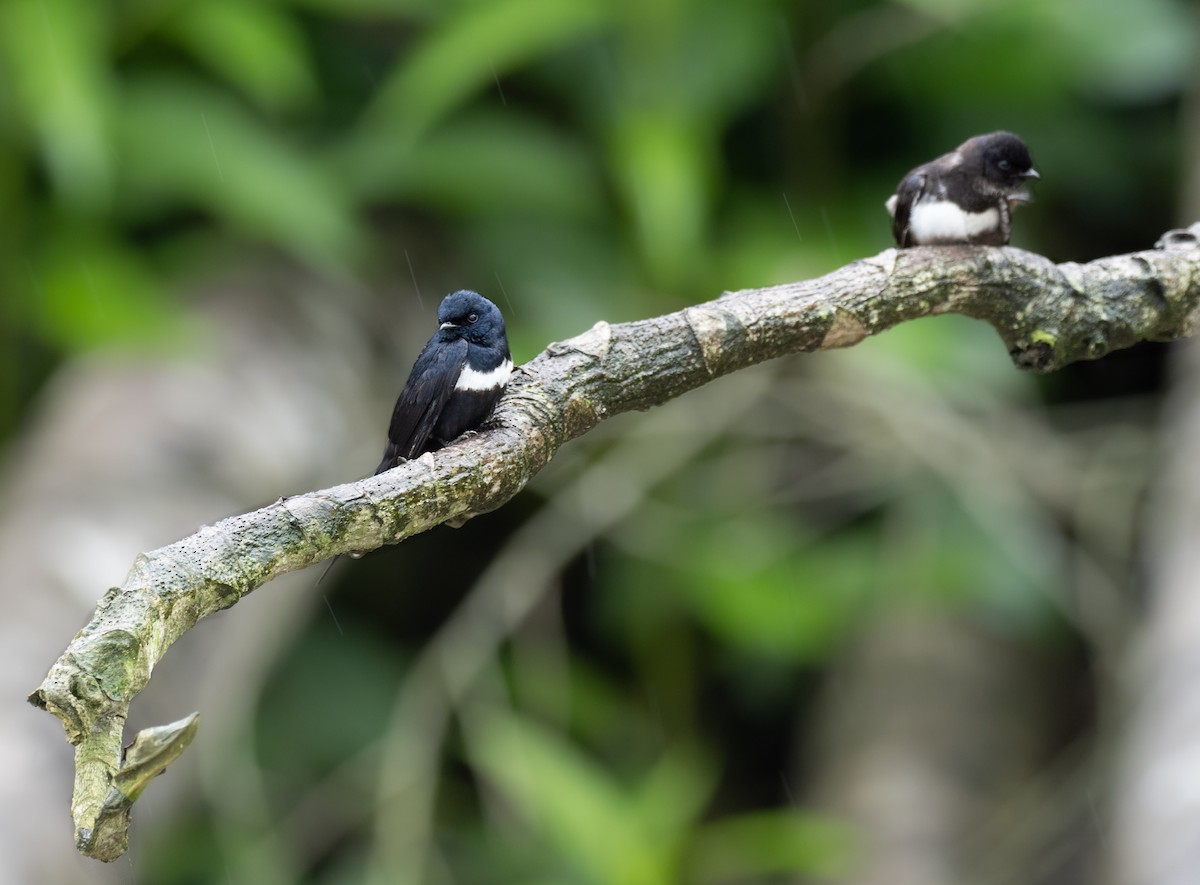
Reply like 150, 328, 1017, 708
977, 131, 1040, 192
436, 290, 507, 345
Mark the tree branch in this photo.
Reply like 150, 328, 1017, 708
29, 225, 1200, 861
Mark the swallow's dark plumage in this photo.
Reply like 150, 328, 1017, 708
375, 289, 511, 474
886, 131, 1039, 247
318, 290, 509, 582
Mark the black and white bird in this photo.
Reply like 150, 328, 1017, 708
885, 131, 1040, 247
375, 289, 511, 473
318, 290, 510, 581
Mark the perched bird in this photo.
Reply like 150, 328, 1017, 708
318, 290, 510, 581
885, 131, 1040, 247
375, 289, 512, 473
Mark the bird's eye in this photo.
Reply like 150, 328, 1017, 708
997, 159, 1011, 171
467, 313, 479, 324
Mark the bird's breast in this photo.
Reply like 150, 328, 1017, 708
907, 199, 1000, 244
455, 356, 513, 392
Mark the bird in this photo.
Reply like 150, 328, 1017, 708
885, 131, 1040, 247
375, 289, 512, 473
317, 290, 510, 583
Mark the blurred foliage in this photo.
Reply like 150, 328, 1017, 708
2, 0, 1194, 882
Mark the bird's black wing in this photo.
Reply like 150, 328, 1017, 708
890, 170, 928, 247
375, 337, 467, 473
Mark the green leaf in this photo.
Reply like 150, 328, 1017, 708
688, 810, 854, 882
469, 711, 713, 884
348, 109, 603, 218
610, 113, 711, 289
166, 0, 318, 114
680, 520, 877, 662
632, 746, 715, 838
358, 0, 611, 141
116, 75, 360, 271
30, 230, 193, 352
0, 0, 113, 209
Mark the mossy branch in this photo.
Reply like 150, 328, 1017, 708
30, 226, 1200, 861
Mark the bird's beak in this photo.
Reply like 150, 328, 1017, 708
440, 322, 457, 330
1023, 168, 1040, 180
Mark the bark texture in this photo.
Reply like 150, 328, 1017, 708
29, 225, 1200, 861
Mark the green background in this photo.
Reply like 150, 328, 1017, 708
3, 0, 1194, 882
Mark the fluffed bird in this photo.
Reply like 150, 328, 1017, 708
886, 131, 1039, 247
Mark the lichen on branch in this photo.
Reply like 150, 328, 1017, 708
29, 225, 1200, 861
